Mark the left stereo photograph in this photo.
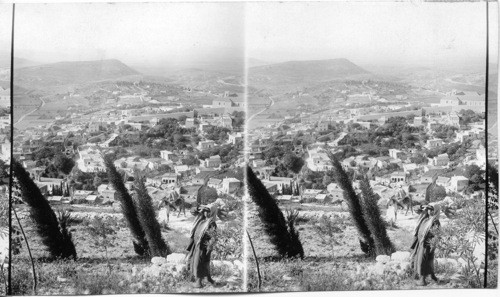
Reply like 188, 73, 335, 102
8, 2, 246, 294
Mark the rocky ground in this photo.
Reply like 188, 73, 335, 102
246, 201, 481, 292
10, 204, 244, 294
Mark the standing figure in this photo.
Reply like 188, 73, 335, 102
158, 194, 177, 224
386, 196, 399, 224
186, 199, 226, 288
410, 204, 441, 286
175, 195, 187, 218
400, 194, 414, 215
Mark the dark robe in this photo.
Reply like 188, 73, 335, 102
186, 207, 217, 279
410, 209, 440, 278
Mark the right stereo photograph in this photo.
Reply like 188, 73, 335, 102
244, 0, 497, 292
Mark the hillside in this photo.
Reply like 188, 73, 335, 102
0, 53, 40, 69
15, 59, 139, 88
249, 58, 370, 86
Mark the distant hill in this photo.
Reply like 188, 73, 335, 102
13, 57, 40, 69
248, 58, 270, 68
0, 53, 39, 69
249, 58, 370, 86
15, 59, 139, 87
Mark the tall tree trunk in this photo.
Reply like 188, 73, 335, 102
133, 172, 170, 257
103, 155, 148, 256
359, 176, 395, 256
327, 153, 374, 256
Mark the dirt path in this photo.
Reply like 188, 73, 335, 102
14, 95, 46, 126
158, 208, 195, 233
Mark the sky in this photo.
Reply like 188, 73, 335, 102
6, 1, 499, 72
13, 2, 245, 68
0, 4, 13, 67
246, 1, 498, 69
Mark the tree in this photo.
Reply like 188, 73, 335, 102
410, 153, 427, 165
103, 154, 149, 256
246, 166, 304, 259
465, 164, 482, 179
93, 176, 103, 188
12, 159, 77, 259
328, 152, 374, 256
197, 186, 218, 205
282, 153, 305, 174
53, 154, 75, 175
359, 176, 395, 256
182, 155, 199, 166
0, 159, 9, 184
134, 172, 170, 257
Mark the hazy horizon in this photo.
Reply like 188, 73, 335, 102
2, 1, 497, 75
12, 2, 245, 72
247, 1, 498, 72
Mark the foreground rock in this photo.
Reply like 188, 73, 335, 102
143, 255, 242, 279
366, 251, 413, 277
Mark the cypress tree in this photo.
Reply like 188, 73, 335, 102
246, 166, 303, 259
103, 154, 148, 256
327, 152, 374, 256
359, 176, 395, 256
133, 171, 170, 257
12, 159, 77, 259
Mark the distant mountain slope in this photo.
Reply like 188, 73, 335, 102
15, 59, 139, 87
248, 58, 270, 68
13, 57, 40, 69
0, 53, 39, 69
249, 58, 369, 84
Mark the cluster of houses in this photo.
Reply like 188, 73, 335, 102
0, 86, 9, 108
12, 87, 248, 208
247, 90, 488, 206
29, 169, 243, 206
439, 90, 486, 112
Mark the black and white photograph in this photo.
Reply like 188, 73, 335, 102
0, 0, 498, 296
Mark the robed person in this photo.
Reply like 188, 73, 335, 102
410, 204, 441, 286
186, 198, 227, 288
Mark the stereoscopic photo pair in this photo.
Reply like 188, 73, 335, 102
0, 1, 498, 295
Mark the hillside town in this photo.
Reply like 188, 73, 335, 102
13, 82, 245, 208
248, 86, 488, 208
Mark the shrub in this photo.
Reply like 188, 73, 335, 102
10, 259, 33, 295
208, 222, 243, 261
313, 214, 344, 257
285, 209, 304, 259
434, 196, 486, 288
86, 216, 118, 272
487, 162, 498, 288
56, 210, 78, 260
